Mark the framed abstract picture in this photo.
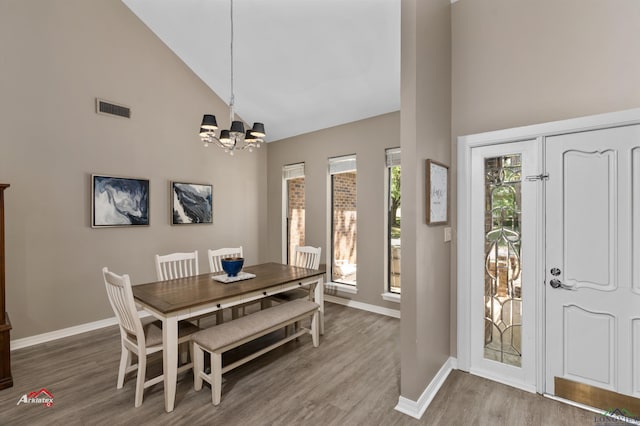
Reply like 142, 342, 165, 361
92, 174, 150, 228
426, 159, 449, 225
171, 182, 213, 225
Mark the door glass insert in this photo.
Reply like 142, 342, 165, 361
484, 154, 522, 367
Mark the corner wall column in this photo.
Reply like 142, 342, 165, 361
0, 184, 13, 390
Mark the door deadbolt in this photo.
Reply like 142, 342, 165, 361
550, 268, 561, 276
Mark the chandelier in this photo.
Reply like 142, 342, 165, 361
199, 0, 265, 155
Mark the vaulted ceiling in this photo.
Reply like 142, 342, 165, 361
122, 0, 400, 142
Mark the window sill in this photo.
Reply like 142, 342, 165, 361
325, 281, 358, 295
381, 292, 401, 303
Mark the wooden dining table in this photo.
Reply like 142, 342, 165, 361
132, 262, 325, 413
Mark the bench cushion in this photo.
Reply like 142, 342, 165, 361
193, 299, 319, 351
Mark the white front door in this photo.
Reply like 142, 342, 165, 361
468, 140, 540, 391
545, 125, 640, 402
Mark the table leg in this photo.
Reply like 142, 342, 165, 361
163, 317, 178, 412
314, 277, 324, 335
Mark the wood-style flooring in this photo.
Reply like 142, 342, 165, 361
0, 303, 599, 425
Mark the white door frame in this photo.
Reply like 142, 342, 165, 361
457, 107, 640, 394
468, 139, 542, 392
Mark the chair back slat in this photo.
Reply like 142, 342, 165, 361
292, 246, 321, 270
155, 251, 199, 281
208, 247, 243, 273
102, 267, 143, 341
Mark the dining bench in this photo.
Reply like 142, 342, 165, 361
192, 298, 320, 405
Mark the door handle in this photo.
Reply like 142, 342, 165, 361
549, 279, 575, 290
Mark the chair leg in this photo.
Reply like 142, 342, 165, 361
311, 311, 319, 348
117, 345, 131, 389
212, 353, 222, 405
231, 307, 241, 320
134, 352, 147, 408
193, 343, 204, 391
179, 342, 189, 365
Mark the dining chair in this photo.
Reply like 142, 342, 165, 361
207, 246, 243, 274
155, 250, 199, 281
272, 246, 322, 303
273, 246, 322, 335
155, 250, 222, 326
208, 246, 256, 318
102, 267, 199, 407
291, 245, 322, 270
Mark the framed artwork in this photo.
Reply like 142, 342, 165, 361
426, 159, 449, 225
92, 174, 150, 228
171, 182, 213, 225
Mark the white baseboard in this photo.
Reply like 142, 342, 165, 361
468, 367, 536, 394
324, 295, 400, 318
394, 357, 457, 419
10, 311, 151, 351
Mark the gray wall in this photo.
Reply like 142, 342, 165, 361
450, 0, 640, 356
0, 0, 267, 339
400, 0, 452, 401
266, 112, 401, 311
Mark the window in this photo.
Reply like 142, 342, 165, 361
386, 148, 401, 294
329, 155, 357, 285
483, 154, 522, 366
283, 163, 305, 264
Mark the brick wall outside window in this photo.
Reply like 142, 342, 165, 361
332, 172, 357, 280
287, 177, 305, 263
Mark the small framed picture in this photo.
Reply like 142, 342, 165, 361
92, 174, 150, 228
426, 159, 449, 225
171, 182, 213, 225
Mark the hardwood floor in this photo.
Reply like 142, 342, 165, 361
0, 303, 598, 425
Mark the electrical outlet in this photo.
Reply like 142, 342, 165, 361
444, 227, 452, 242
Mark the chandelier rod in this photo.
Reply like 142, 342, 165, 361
229, 0, 235, 125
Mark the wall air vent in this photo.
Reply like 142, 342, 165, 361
96, 98, 131, 119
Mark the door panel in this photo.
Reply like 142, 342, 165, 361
563, 150, 616, 290
546, 124, 640, 403
563, 305, 615, 389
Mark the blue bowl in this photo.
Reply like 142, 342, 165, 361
221, 257, 244, 277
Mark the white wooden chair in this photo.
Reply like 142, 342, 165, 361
272, 246, 322, 334
102, 267, 199, 407
292, 245, 322, 270
155, 250, 223, 325
208, 247, 256, 318
272, 246, 322, 304
207, 246, 243, 274
155, 251, 199, 281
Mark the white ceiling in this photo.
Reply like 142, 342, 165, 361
122, 0, 400, 142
